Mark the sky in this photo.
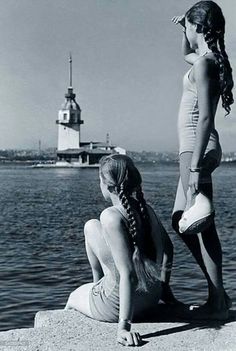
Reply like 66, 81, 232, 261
0, 0, 235, 152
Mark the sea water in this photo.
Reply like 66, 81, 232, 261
0, 163, 235, 331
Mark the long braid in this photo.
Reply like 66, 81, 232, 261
117, 185, 138, 246
100, 154, 160, 292
117, 184, 160, 292
218, 35, 234, 114
136, 186, 156, 261
186, 1, 234, 115
204, 28, 234, 115
203, 28, 225, 89
203, 27, 218, 52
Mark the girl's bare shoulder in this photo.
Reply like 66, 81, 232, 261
100, 206, 124, 229
193, 54, 219, 80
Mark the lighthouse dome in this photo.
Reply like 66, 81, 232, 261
61, 99, 81, 111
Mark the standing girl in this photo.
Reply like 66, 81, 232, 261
172, 1, 233, 319
65, 154, 176, 346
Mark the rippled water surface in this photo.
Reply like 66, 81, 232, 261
0, 163, 235, 331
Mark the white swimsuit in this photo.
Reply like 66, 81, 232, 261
178, 67, 221, 160
173, 63, 222, 214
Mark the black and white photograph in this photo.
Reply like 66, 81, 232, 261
0, 0, 235, 349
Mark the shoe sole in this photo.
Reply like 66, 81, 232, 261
181, 212, 215, 235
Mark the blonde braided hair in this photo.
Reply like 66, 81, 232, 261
100, 154, 160, 292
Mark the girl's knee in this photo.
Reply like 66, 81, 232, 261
65, 287, 83, 309
84, 219, 101, 237
65, 284, 94, 317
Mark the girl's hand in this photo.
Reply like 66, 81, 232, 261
171, 15, 185, 27
189, 171, 200, 195
117, 330, 142, 347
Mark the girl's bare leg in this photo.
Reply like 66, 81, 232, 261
84, 219, 105, 282
65, 282, 95, 317
65, 219, 105, 316
173, 152, 229, 318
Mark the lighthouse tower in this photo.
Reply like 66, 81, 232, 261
56, 54, 83, 151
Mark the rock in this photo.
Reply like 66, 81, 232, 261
0, 307, 235, 350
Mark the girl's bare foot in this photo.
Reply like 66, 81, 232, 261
206, 290, 232, 310
188, 303, 229, 321
188, 291, 231, 321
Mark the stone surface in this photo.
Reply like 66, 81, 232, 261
0, 307, 235, 351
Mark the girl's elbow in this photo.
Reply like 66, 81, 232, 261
198, 115, 213, 128
184, 55, 190, 63
184, 55, 191, 64
198, 109, 214, 122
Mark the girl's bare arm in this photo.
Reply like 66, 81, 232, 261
182, 32, 199, 65
147, 206, 181, 304
100, 208, 141, 346
147, 206, 173, 284
189, 57, 218, 192
172, 15, 199, 65
191, 58, 217, 169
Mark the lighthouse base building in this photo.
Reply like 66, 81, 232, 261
57, 142, 125, 167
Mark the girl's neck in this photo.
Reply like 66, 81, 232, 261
110, 193, 121, 206
196, 35, 211, 56
114, 197, 138, 221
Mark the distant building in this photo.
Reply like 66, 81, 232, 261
56, 55, 125, 167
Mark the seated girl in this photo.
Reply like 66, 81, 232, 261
65, 154, 177, 346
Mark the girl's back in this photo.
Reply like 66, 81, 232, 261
97, 203, 163, 319
100, 200, 163, 275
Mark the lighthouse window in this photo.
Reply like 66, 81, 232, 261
63, 113, 67, 120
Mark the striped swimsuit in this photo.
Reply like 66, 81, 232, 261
178, 63, 222, 163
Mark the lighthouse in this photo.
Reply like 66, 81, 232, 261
56, 54, 84, 151
55, 55, 126, 167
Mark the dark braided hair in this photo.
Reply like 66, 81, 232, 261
186, 1, 234, 115
100, 154, 160, 292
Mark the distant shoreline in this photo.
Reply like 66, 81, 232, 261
0, 159, 235, 166
1, 149, 235, 164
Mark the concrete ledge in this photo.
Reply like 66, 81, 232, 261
0, 307, 235, 350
